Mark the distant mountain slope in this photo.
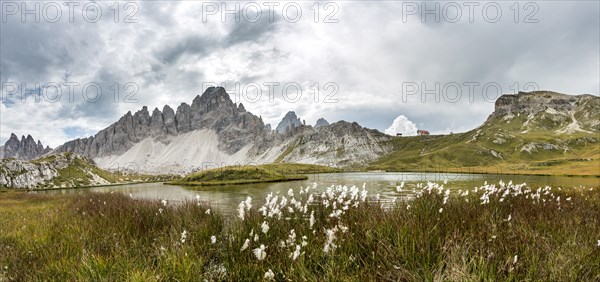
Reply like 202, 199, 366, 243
370, 91, 600, 176
51, 87, 390, 173
273, 121, 393, 168
0, 134, 51, 160
276, 111, 303, 133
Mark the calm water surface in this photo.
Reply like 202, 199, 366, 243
42, 172, 599, 215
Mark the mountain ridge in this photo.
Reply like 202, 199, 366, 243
48, 87, 391, 173
2, 89, 598, 176
0, 133, 52, 160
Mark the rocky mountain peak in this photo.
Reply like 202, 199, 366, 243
276, 111, 303, 133
193, 87, 234, 110
238, 103, 246, 112
54, 87, 270, 158
2, 133, 52, 160
315, 118, 329, 128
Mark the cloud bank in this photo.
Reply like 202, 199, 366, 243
1, 1, 598, 147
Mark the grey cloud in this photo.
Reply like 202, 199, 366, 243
153, 15, 280, 66
1, 1, 597, 146
155, 36, 217, 65
225, 13, 280, 46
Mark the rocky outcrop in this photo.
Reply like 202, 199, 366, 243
1, 133, 51, 160
276, 111, 303, 133
0, 153, 109, 189
486, 91, 600, 133
315, 118, 329, 128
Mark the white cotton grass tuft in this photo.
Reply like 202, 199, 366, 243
264, 269, 275, 280
238, 197, 253, 220
290, 245, 302, 261
244, 196, 252, 209
513, 255, 518, 264
210, 235, 217, 244
261, 221, 270, 234
205, 209, 211, 215
396, 181, 404, 192
253, 244, 267, 261
323, 228, 338, 254
240, 239, 250, 251
180, 230, 188, 244
438, 208, 443, 213
238, 202, 246, 220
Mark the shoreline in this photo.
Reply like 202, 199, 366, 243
0, 180, 166, 193
166, 175, 309, 187
3, 170, 599, 193
372, 169, 600, 178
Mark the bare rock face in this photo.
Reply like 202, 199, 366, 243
487, 91, 600, 132
162, 105, 178, 135
279, 121, 394, 167
493, 91, 572, 117
1, 133, 51, 160
276, 111, 303, 133
53, 87, 271, 157
47, 87, 396, 171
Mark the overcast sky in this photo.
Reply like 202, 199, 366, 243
1, 1, 598, 147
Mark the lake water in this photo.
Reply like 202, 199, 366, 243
42, 172, 599, 215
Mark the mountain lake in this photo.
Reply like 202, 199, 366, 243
40, 172, 600, 216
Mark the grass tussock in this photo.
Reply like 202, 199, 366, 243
1, 182, 599, 281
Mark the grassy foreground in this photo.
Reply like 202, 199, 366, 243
1, 182, 599, 281
168, 163, 340, 186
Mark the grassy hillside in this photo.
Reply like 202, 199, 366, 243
371, 92, 600, 176
369, 119, 600, 176
169, 163, 340, 186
